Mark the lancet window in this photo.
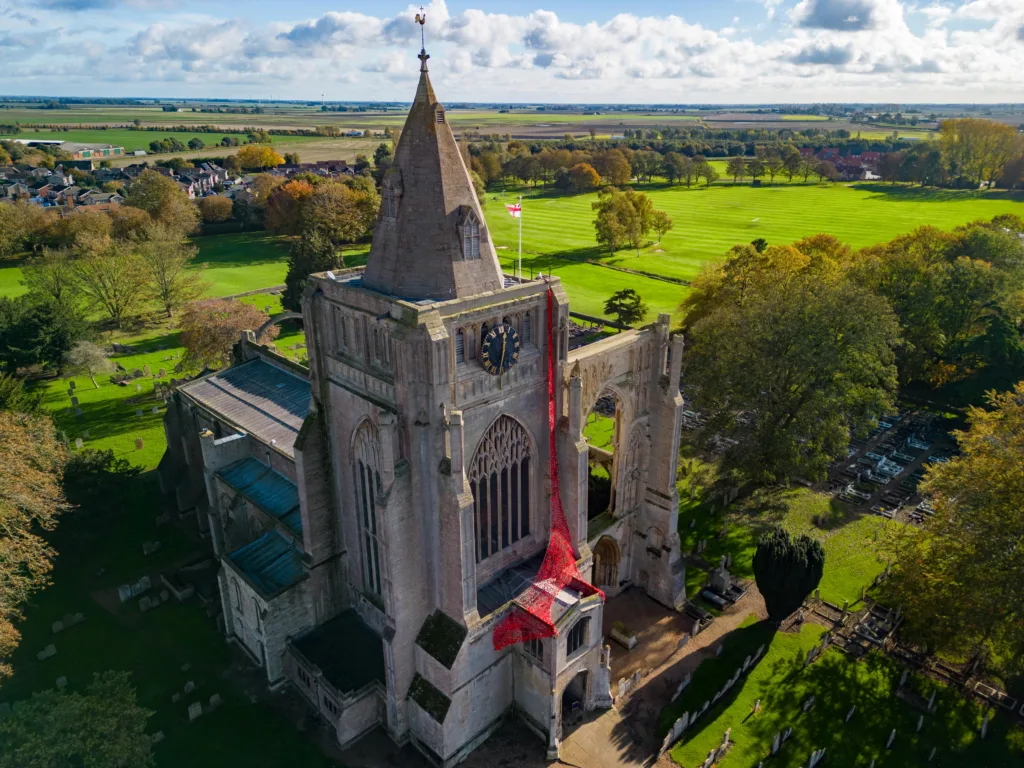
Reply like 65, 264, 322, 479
353, 422, 383, 597
469, 415, 531, 562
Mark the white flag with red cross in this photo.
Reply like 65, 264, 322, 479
505, 203, 521, 218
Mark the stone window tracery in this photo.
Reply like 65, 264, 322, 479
455, 329, 465, 363
470, 415, 532, 562
566, 617, 589, 656
353, 422, 383, 597
382, 182, 397, 219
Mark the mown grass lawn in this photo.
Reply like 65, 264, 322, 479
666, 622, 1023, 767
1, 471, 340, 768
9, 128, 326, 153
679, 487, 891, 608
482, 182, 1024, 320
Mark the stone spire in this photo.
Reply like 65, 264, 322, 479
361, 49, 504, 301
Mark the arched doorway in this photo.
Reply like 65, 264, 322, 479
593, 536, 620, 588
560, 670, 589, 738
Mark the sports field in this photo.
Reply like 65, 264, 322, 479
483, 183, 1024, 288
9, 128, 326, 153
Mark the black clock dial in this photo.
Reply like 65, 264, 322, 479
480, 324, 521, 375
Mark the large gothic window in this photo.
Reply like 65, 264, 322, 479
470, 415, 531, 562
463, 215, 480, 260
353, 422, 383, 597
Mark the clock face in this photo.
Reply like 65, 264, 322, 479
480, 324, 521, 375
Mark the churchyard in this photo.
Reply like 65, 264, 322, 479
0, 469, 338, 768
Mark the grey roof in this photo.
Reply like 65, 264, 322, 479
477, 553, 586, 623
179, 359, 310, 457
291, 610, 385, 695
360, 50, 504, 302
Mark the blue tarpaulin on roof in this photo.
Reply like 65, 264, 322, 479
218, 456, 302, 537
228, 531, 305, 597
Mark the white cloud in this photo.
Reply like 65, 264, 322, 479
4, 0, 1024, 102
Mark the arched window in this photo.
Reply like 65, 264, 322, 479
382, 183, 397, 219
523, 311, 532, 343
455, 329, 465, 363
353, 422, 383, 597
463, 215, 480, 260
233, 579, 243, 612
251, 597, 261, 632
470, 416, 531, 562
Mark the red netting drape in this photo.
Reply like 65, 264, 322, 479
492, 289, 603, 650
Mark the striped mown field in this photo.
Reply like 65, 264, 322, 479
483, 182, 1024, 289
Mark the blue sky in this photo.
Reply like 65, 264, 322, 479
2, 0, 1022, 102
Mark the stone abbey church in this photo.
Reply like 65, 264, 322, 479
159, 48, 687, 767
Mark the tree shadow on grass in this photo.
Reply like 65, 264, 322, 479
854, 183, 1024, 204
50, 387, 167, 444
191, 233, 291, 268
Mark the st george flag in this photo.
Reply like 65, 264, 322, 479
505, 203, 521, 218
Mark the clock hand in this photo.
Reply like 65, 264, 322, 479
500, 334, 507, 370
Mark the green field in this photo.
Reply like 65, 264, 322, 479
482, 182, 1023, 319
10, 128, 325, 153
664, 620, 1022, 767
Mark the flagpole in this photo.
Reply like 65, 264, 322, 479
517, 194, 523, 281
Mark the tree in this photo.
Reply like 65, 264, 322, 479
0, 372, 41, 413
783, 147, 803, 181
726, 156, 746, 183
373, 142, 393, 169
0, 295, 86, 374
139, 234, 206, 317
603, 288, 648, 330
798, 158, 815, 182
179, 298, 279, 370
187, 137, 205, 151
695, 160, 720, 187
652, 210, 673, 243
592, 187, 654, 255
63, 341, 111, 388
764, 152, 784, 182
747, 157, 765, 182
682, 251, 899, 482
236, 144, 285, 170
21, 248, 79, 311
122, 170, 200, 237
282, 234, 343, 312
109, 206, 153, 242
815, 160, 839, 183
0, 410, 69, 680
73, 243, 150, 329
264, 180, 315, 235
0, 670, 153, 768
197, 195, 233, 223
883, 383, 1024, 659
878, 152, 905, 184
298, 180, 379, 248
569, 163, 601, 192
751, 237, 768, 253
0, 202, 54, 258
753, 528, 825, 622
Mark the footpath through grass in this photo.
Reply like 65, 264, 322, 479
667, 622, 1023, 767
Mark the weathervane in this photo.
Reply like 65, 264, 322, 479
415, 6, 426, 50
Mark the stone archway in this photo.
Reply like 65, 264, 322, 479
593, 536, 620, 589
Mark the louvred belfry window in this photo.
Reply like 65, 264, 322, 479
470, 415, 531, 562
463, 215, 480, 260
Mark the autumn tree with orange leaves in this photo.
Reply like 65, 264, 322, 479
0, 411, 70, 681
179, 298, 279, 371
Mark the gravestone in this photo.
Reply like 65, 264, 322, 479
886, 729, 896, 749
136, 384, 142, 392
172, 693, 181, 704
82, 429, 89, 438
158, 368, 166, 377
118, 584, 132, 602
771, 733, 780, 754
710, 566, 731, 594
70, 396, 79, 406
927, 690, 936, 712
184, 681, 195, 694
929, 747, 936, 761
136, 409, 143, 418
68, 381, 75, 390
188, 702, 202, 721
981, 715, 988, 739
814, 588, 820, 600
917, 715, 924, 732
139, 596, 152, 612
74, 407, 82, 416
802, 695, 815, 712
677, 634, 690, 651
715, 644, 723, 657
52, 620, 64, 634
209, 693, 222, 708
899, 669, 908, 687
135, 438, 144, 450
725, 552, 732, 568
143, 365, 151, 376
846, 705, 856, 722
37, 644, 57, 661
56, 677, 67, 690
74, 438, 83, 449
152, 406, 159, 415
152, 731, 164, 744
160, 590, 170, 602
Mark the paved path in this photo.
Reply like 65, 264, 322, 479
558, 586, 767, 768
